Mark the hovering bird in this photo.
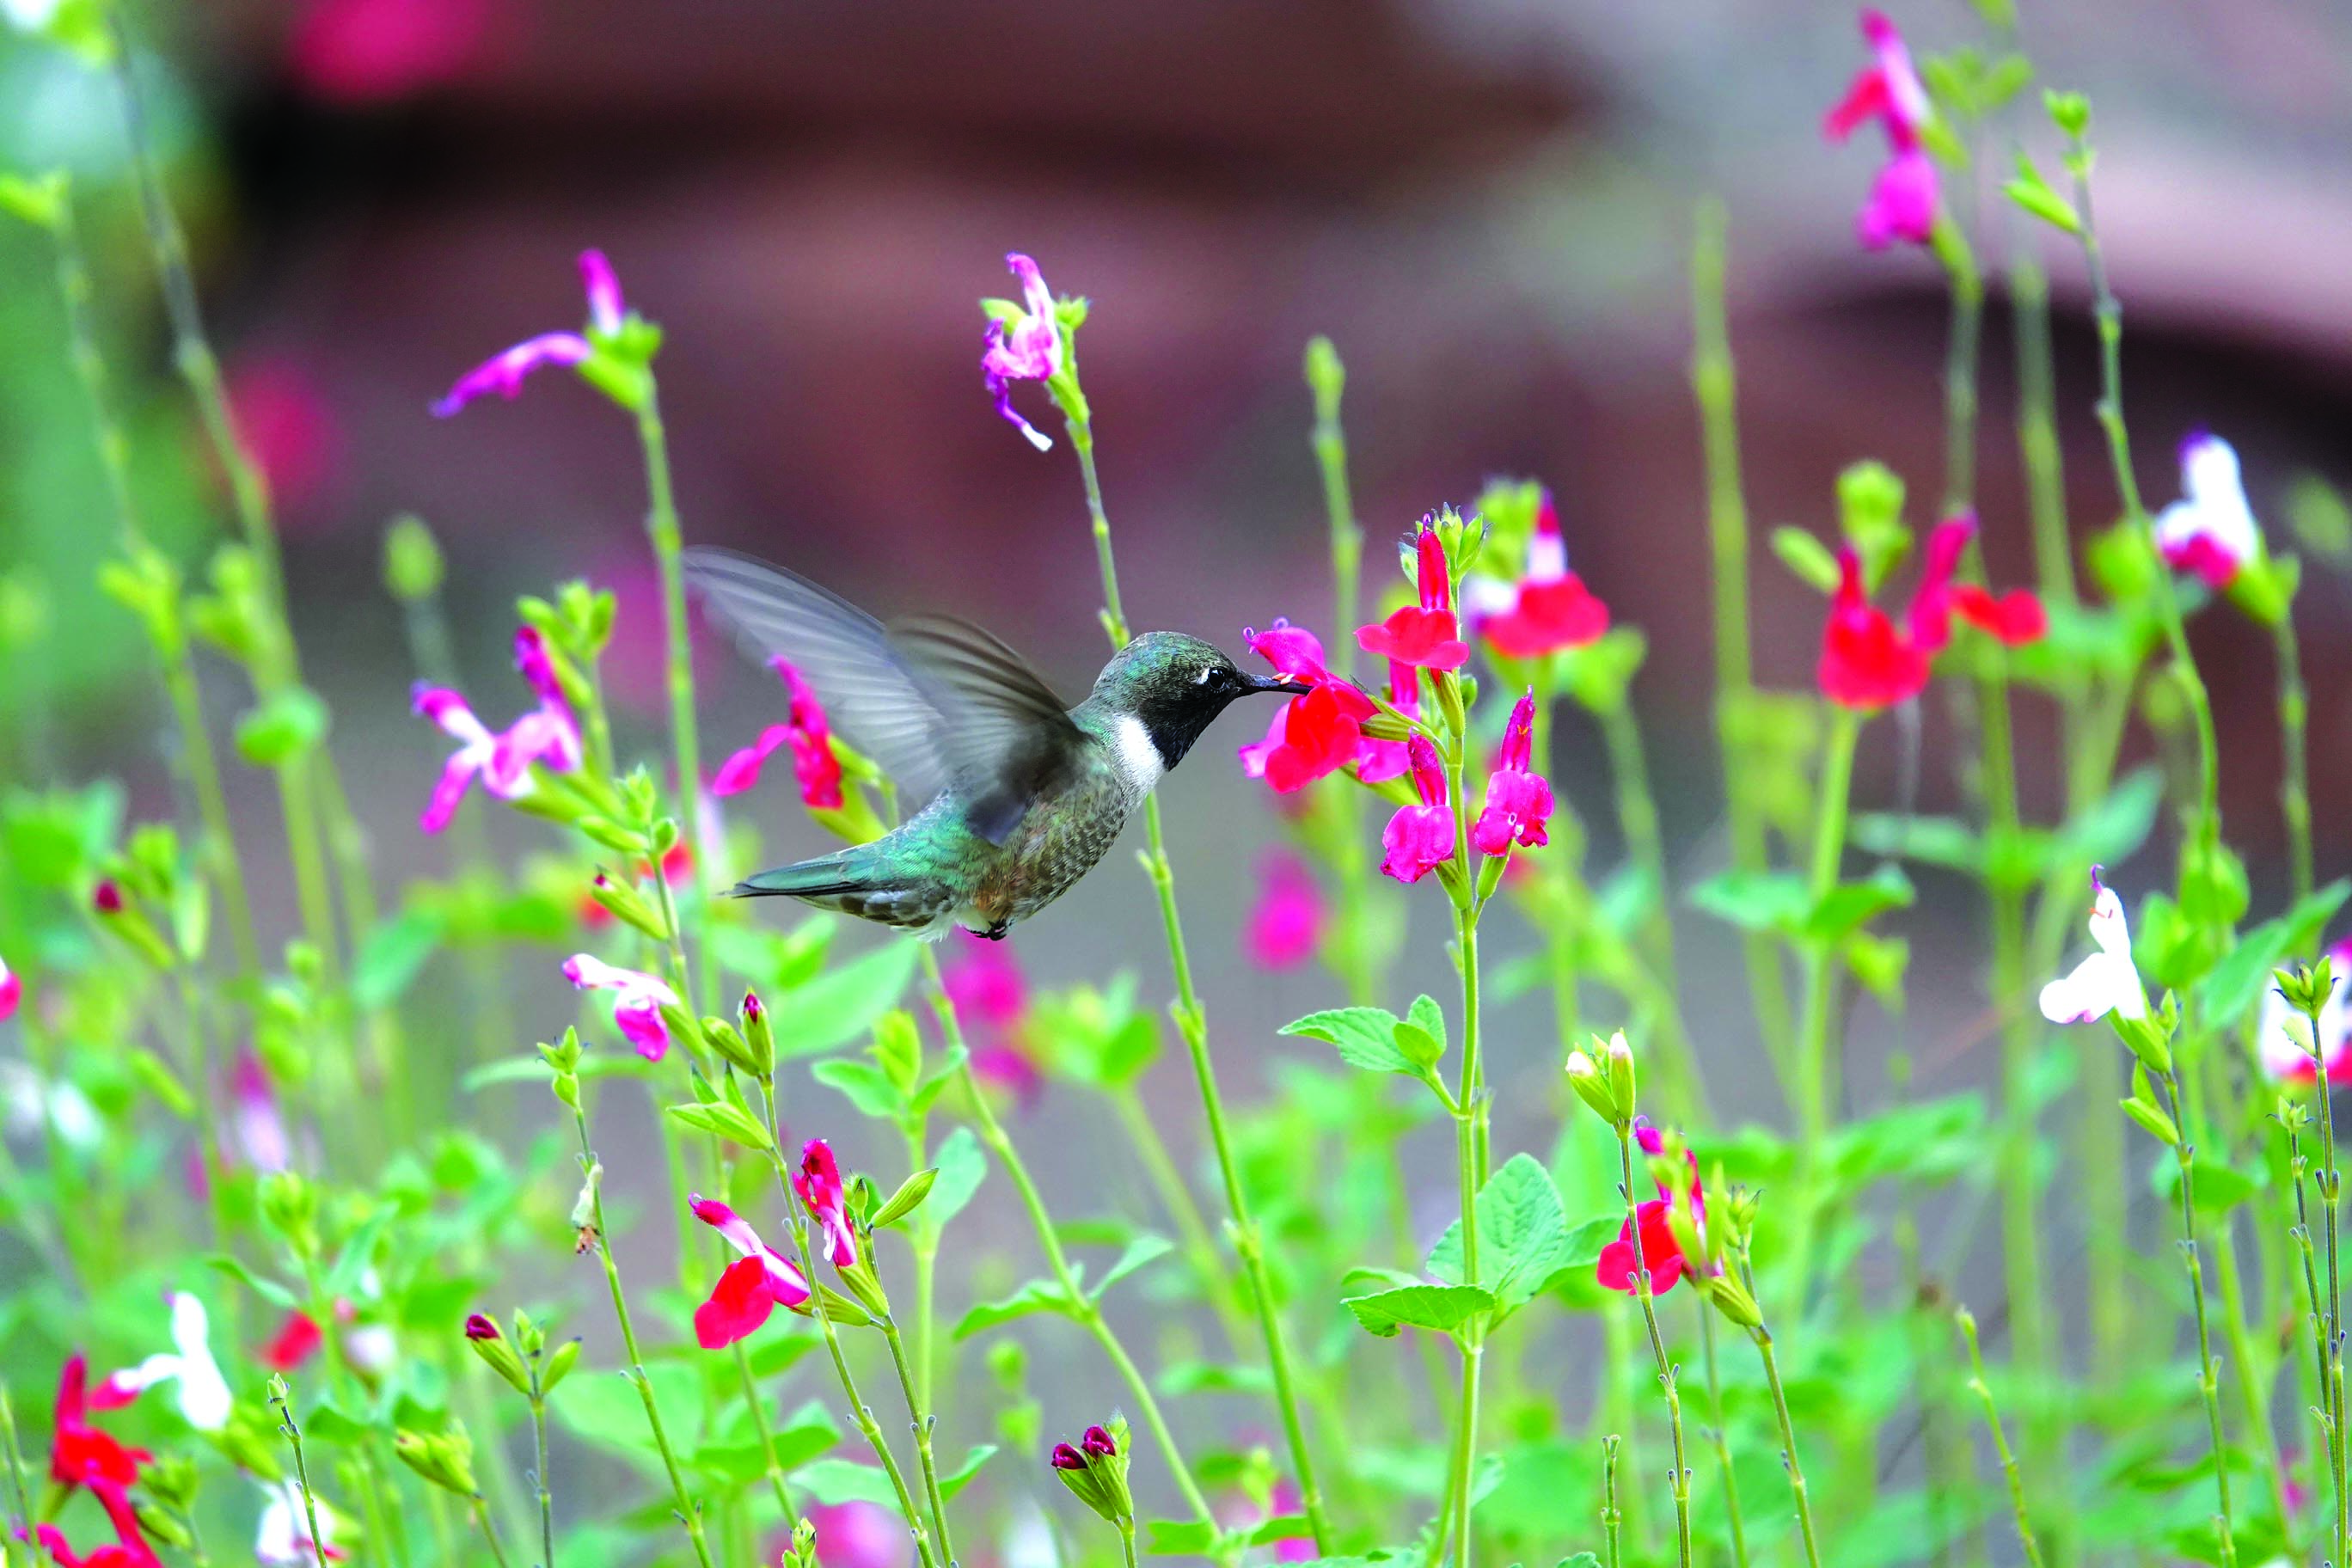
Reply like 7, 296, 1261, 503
684, 548, 1308, 939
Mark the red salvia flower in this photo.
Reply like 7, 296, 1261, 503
1357, 529, 1470, 671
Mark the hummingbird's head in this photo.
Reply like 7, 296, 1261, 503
1092, 632, 1308, 771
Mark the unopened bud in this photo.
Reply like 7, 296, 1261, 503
393, 1426, 479, 1496
587, 871, 670, 941
741, 991, 775, 1077
1564, 1049, 1624, 1129
383, 514, 446, 603
1602, 1030, 1637, 1118
464, 1313, 530, 1396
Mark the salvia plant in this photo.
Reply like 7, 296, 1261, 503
0, 5, 2345, 1568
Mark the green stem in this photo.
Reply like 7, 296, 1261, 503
902, 1118, 942, 1414
1695, 1299, 1750, 1568
1749, 1323, 1823, 1568
1595, 698, 1705, 1118
1931, 214, 1983, 517
2011, 256, 2077, 613
883, 1319, 956, 1565
1954, 1308, 2043, 1568
1059, 401, 1331, 1553
732, 1338, 799, 1529
567, 1104, 717, 1568
1689, 199, 1796, 1075
1601, 1435, 1624, 1568
1112, 1087, 1254, 1354
2288, 1117, 2345, 1567
2308, 1023, 2349, 1560
919, 952, 1220, 1535
1442, 709, 1491, 1568
1618, 1126, 1694, 1568
0, 1384, 36, 1568
2157, 1070, 2239, 1568
472, 1498, 516, 1568
632, 392, 714, 1011
1791, 707, 1861, 1283
529, 1388, 557, 1568
2275, 613, 2313, 904
269, 1384, 336, 1568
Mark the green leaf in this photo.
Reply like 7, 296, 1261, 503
1804, 864, 1914, 942
952, 1278, 1077, 1340
2150, 1151, 2265, 1216
812, 1058, 907, 1122
791, 1459, 900, 1509
301, 1400, 376, 1445
1849, 814, 1981, 873
206, 1253, 300, 1310
770, 942, 918, 1059
1089, 1234, 1173, 1302
126, 1050, 193, 1118
2004, 166, 2082, 235
1343, 1283, 1496, 1338
352, 908, 447, 1011
1424, 1155, 1572, 1313
553, 1366, 707, 1475
2196, 879, 2352, 1025
940, 1443, 997, 1500
928, 1127, 986, 1228
2060, 766, 2165, 865
1247, 1516, 1314, 1547
1145, 1522, 1222, 1557
1771, 526, 1841, 593
1688, 871, 1812, 935
1281, 1006, 1415, 1075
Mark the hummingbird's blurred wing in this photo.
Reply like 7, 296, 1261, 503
684, 548, 1084, 842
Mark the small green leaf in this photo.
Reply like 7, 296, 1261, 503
1688, 871, 1812, 935
1343, 1283, 1496, 1338
352, 909, 447, 1011
1144, 1522, 1221, 1557
1089, 1234, 1173, 1302
791, 1459, 900, 1509
1771, 526, 1841, 593
952, 1278, 1076, 1340
812, 1057, 907, 1122
1281, 1006, 1414, 1075
940, 1443, 997, 1500
928, 1127, 987, 1228
234, 687, 331, 769
770, 942, 918, 1058
1426, 1155, 1573, 1313
206, 1254, 300, 1310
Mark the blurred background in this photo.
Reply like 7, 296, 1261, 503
7, 0, 2352, 1533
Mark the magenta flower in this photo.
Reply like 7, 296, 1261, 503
1472, 690, 1554, 857
712, 658, 846, 809
1245, 620, 1339, 686
1245, 853, 1324, 971
1269, 1479, 1315, 1564
1467, 491, 1612, 659
795, 1503, 913, 1568
793, 1138, 859, 1268
942, 934, 1028, 1034
1357, 529, 1471, 671
432, 249, 626, 417
687, 1195, 812, 1350
981, 253, 1065, 452
409, 680, 580, 834
230, 1051, 290, 1174
1381, 736, 1455, 885
286, 0, 490, 106
561, 954, 680, 1060
1823, 10, 1939, 249
0, 954, 19, 1022
2155, 431, 2263, 589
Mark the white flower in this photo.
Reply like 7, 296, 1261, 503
2039, 871, 2147, 1025
2154, 432, 2262, 589
99, 1291, 232, 1431
256, 1478, 345, 1565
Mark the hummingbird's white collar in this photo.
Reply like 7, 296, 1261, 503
1112, 713, 1165, 793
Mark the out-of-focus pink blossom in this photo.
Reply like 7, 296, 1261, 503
286, 0, 492, 105
1472, 690, 1553, 857
1381, 736, 1455, 885
1269, 1479, 1315, 1564
561, 954, 680, 1060
261, 1311, 324, 1373
981, 254, 1064, 452
1823, 10, 1939, 249
688, 1196, 812, 1350
1357, 529, 1469, 671
797, 1501, 914, 1568
230, 1051, 291, 1174
432, 250, 628, 418
793, 1139, 859, 1268
2155, 432, 2263, 589
1246, 853, 1324, 970
713, 658, 845, 809
0, 954, 20, 1021
942, 934, 1041, 1105
224, 356, 343, 521
1473, 493, 1611, 658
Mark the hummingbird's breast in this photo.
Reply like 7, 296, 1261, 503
968, 748, 1142, 927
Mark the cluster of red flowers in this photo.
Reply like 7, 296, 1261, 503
1817, 513, 2047, 711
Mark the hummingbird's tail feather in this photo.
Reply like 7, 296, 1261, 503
729, 848, 961, 934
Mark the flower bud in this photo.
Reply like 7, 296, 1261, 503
587, 871, 670, 941
464, 1313, 531, 1396
383, 513, 446, 603
541, 1338, 583, 1395
394, 1426, 480, 1496
1082, 1424, 1117, 1458
1602, 1030, 1637, 1119
1564, 1049, 1625, 1129
1049, 1415, 1134, 1527
741, 990, 775, 1078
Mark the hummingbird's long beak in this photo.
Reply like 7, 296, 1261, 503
1249, 672, 1314, 696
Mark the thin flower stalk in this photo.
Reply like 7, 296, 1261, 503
2155, 1067, 2240, 1568
1616, 1122, 1695, 1568
2275, 615, 2313, 903
527, 1359, 558, 1568
1738, 1263, 1823, 1568
1954, 1306, 2044, 1568
471, 1497, 515, 1568
1, 1381, 35, 1568
1695, 1295, 1750, 1568
267, 1379, 335, 1568
730, 1338, 798, 1528
567, 1100, 718, 1568
2288, 1115, 2347, 1567
879, 1318, 955, 1565
916, 950, 1222, 1540
1790, 705, 1862, 1278
1689, 200, 1796, 1073
1929, 215, 1982, 518
2298, 981, 2351, 1557
1043, 304, 1330, 1555
1109, 1086, 1255, 1354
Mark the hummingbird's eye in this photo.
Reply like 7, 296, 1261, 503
1194, 665, 1216, 686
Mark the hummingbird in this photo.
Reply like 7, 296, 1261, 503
684, 548, 1309, 940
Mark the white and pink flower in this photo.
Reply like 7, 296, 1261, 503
688, 1195, 812, 1349
2038, 869, 2147, 1026
2155, 431, 2263, 590
561, 954, 680, 1061
92, 1293, 231, 1433
981, 253, 1065, 452
1823, 10, 1940, 249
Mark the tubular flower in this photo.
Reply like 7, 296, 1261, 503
49, 1356, 150, 1496
432, 248, 626, 417
1240, 682, 1374, 793
255, 1477, 346, 1565
0, 954, 20, 1020
1352, 658, 1418, 785
229, 1051, 291, 1173
1245, 852, 1325, 970
561, 953, 681, 1061
1357, 529, 1470, 671
712, 658, 845, 808
410, 663, 581, 835
793, 1138, 860, 1268
2038, 869, 2147, 1025
981, 253, 1065, 452
29, 1485, 158, 1568
1823, 9, 1939, 249
2155, 431, 2263, 590
1475, 493, 1611, 658
1380, 737, 1455, 885
687, 1195, 813, 1349
1596, 1119, 1709, 1296
93, 1293, 231, 1432
2260, 940, 2352, 1086
1907, 514, 2049, 652
262, 1310, 325, 1372
1816, 511, 2043, 711
1472, 690, 1554, 857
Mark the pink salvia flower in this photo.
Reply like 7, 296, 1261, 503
0, 955, 20, 1022
2155, 431, 2263, 589
713, 658, 845, 808
1380, 736, 1455, 885
688, 1195, 812, 1349
793, 1138, 860, 1268
230, 1051, 291, 1173
561, 954, 680, 1060
410, 678, 579, 833
1476, 492, 1612, 659
1472, 690, 1553, 856
981, 253, 1064, 452
1357, 529, 1470, 671
1245, 620, 1336, 686
1823, 10, 1940, 250
1245, 852, 1324, 970
432, 249, 626, 417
